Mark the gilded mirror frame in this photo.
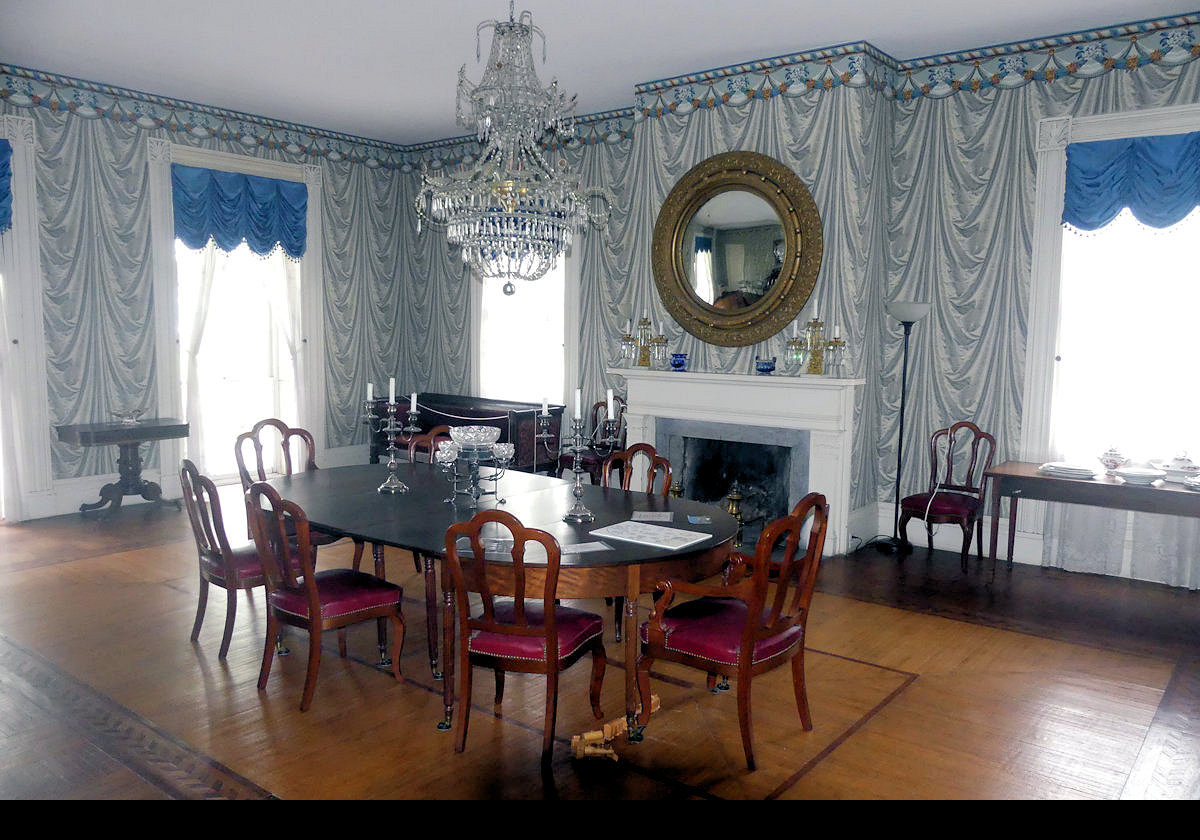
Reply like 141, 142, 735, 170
652, 151, 822, 347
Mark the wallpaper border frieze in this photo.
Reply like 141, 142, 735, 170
633, 13, 1200, 119
0, 62, 635, 172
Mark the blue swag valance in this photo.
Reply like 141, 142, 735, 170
1063, 130, 1200, 231
171, 164, 307, 258
0, 139, 12, 234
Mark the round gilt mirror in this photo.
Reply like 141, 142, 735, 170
652, 151, 822, 347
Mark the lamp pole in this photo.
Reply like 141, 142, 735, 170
890, 319, 916, 549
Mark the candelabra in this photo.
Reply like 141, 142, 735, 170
436, 441, 514, 507
534, 412, 560, 467
364, 398, 421, 494
825, 334, 848, 377
561, 415, 618, 523
635, 316, 654, 367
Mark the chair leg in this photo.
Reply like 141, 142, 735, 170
736, 671, 756, 772
218, 586, 238, 659
541, 670, 560, 766
975, 516, 985, 562
190, 576, 209, 643
792, 647, 812, 731
635, 654, 656, 726
898, 511, 912, 549
494, 670, 505, 708
959, 522, 972, 573
454, 646, 473, 754
337, 628, 347, 658
351, 539, 365, 572
926, 523, 934, 553
612, 597, 624, 641
258, 612, 280, 691
588, 641, 606, 720
390, 612, 405, 682
299, 625, 322, 712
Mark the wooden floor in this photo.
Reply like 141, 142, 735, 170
2, 502, 1199, 799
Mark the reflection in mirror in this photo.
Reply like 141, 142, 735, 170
681, 190, 785, 310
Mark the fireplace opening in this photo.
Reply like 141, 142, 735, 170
680, 437, 791, 546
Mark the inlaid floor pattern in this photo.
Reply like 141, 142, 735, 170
0, 508, 1197, 799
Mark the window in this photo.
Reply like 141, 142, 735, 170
1052, 208, 1200, 463
176, 240, 301, 480
477, 261, 566, 405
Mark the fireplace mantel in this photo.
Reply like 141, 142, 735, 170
610, 368, 864, 554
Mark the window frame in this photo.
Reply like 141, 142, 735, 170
148, 141, 327, 475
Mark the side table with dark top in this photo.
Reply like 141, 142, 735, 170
56, 418, 189, 517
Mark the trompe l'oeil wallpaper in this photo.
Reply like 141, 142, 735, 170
2, 13, 1199, 526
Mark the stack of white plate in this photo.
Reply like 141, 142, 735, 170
1112, 465, 1166, 485
1037, 462, 1098, 479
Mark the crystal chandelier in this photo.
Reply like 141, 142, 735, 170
415, 3, 612, 294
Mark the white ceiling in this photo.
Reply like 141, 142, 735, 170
1, 1, 1196, 146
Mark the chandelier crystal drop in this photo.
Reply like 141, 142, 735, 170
414, 3, 612, 294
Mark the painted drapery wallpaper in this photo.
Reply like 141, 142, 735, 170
2, 14, 1199, 519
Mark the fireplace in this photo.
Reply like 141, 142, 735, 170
612, 368, 863, 554
658, 418, 807, 547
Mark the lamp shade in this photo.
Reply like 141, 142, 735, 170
885, 301, 932, 324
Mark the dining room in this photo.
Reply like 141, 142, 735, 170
3, 0, 1200, 799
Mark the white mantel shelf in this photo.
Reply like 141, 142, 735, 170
609, 368, 864, 555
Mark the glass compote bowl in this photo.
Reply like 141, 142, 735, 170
449, 425, 501, 448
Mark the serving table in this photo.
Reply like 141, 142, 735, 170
55, 418, 189, 517
986, 460, 1200, 568
264, 463, 738, 733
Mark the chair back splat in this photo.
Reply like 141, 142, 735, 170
235, 417, 365, 571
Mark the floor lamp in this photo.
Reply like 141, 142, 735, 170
876, 300, 932, 554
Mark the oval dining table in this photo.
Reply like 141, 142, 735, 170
264, 462, 738, 734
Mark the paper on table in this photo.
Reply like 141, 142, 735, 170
589, 521, 710, 550
631, 510, 673, 523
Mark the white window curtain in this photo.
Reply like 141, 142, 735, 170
1045, 208, 1200, 587
176, 241, 301, 479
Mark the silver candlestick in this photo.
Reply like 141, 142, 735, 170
364, 399, 416, 494
563, 417, 595, 524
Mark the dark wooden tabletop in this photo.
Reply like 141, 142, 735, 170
56, 418, 189, 447
265, 463, 739, 565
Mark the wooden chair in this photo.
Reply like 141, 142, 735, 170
407, 424, 451, 464
600, 442, 672, 641
558, 395, 626, 484
635, 492, 829, 771
444, 509, 606, 766
234, 418, 365, 572
180, 458, 270, 659
899, 420, 996, 573
246, 481, 405, 711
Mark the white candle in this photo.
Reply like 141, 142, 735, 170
411, 392, 417, 410
575, 389, 582, 419
388, 378, 395, 404
626, 319, 631, 336
834, 324, 841, 338
793, 322, 798, 338
542, 397, 549, 416
607, 389, 614, 420
367, 382, 373, 402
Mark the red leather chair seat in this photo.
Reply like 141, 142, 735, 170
468, 600, 604, 663
639, 597, 803, 668
269, 569, 403, 621
200, 542, 263, 582
901, 491, 980, 518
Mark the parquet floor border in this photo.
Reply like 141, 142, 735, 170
0, 632, 277, 800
